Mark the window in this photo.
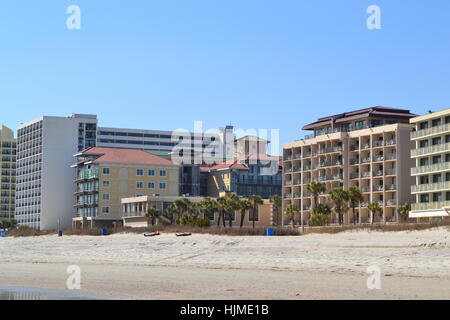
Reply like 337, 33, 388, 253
432, 119, 442, 127
419, 140, 429, 148
420, 194, 429, 203
432, 137, 442, 145
148, 182, 155, 189
446, 172, 450, 182
136, 182, 144, 189
447, 154, 450, 162
101, 207, 110, 215
447, 192, 450, 201
419, 176, 429, 184
432, 155, 442, 164
446, 116, 450, 124
419, 122, 429, 130
159, 183, 166, 189
433, 193, 443, 202
160, 170, 167, 177
420, 158, 429, 166
102, 193, 110, 201
446, 135, 450, 143
148, 169, 155, 176
103, 168, 110, 175
432, 174, 442, 183
103, 180, 110, 188
136, 169, 144, 176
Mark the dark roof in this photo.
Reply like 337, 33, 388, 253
302, 106, 417, 130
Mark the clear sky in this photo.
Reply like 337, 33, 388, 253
1, 1, 449, 154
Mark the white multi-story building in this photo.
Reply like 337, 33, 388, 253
15, 114, 98, 230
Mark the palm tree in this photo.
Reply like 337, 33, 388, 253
306, 181, 326, 208
238, 198, 253, 228
216, 195, 229, 227
145, 207, 160, 226
284, 204, 299, 227
269, 195, 282, 226
329, 188, 349, 225
163, 204, 177, 224
200, 197, 218, 221
225, 193, 240, 228
368, 201, 382, 224
173, 198, 190, 222
398, 203, 411, 223
347, 186, 364, 224
309, 203, 331, 226
248, 195, 263, 229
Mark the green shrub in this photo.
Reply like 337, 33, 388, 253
308, 214, 329, 227
192, 218, 211, 228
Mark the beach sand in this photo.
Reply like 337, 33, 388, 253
0, 227, 449, 299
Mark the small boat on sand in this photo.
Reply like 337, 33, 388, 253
144, 232, 160, 237
176, 233, 192, 237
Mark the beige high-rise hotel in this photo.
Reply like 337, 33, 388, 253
409, 108, 450, 221
282, 106, 416, 225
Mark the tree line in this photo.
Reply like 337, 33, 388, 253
145, 194, 283, 228
284, 181, 411, 227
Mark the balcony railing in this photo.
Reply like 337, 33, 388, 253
362, 186, 371, 193
373, 155, 384, 162
384, 139, 396, 146
411, 162, 450, 175
373, 185, 384, 192
387, 199, 397, 206
372, 141, 384, 148
385, 168, 396, 176
386, 184, 396, 191
411, 142, 450, 157
373, 170, 383, 177
411, 123, 450, 139
411, 200, 450, 211
350, 173, 359, 180
350, 159, 359, 165
411, 181, 450, 194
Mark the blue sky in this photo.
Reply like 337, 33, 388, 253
1, 1, 449, 153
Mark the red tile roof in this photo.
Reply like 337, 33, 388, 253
75, 147, 178, 166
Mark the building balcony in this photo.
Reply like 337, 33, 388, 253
349, 159, 359, 165
373, 170, 383, 177
373, 155, 384, 162
361, 186, 371, 193
373, 185, 384, 192
411, 200, 450, 212
384, 139, 396, 146
362, 171, 371, 178
349, 145, 359, 152
411, 162, 450, 176
372, 141, 384, 148
303, 205, 311, 211
411, 123, 450, 140
411, 181, 450, 194
361, 157, 371, 164
349, 173, 359, 180
385, 169, 396, 176
387, 199, 397, 206
293, 193, 301, 198
360, 202, 369, 207
411, 142, 450, 158
284, 194, 293, 199
385, 184, 397, 191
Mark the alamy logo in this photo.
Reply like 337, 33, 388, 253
367, 5, 381, 30
66, 265, 81, 290
66, 5, 81, 30
366, 265, 381, 290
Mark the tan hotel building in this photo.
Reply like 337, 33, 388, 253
282, 106, 416, 225
71, 147, 180, 229
409, 108, 450, 221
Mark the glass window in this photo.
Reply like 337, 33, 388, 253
433, 193, 443, 202
136, 182, 144, 189
148, 169, 155, 176
102, 168, 110, 175
419, 140, 429, 148
420, 158, 429, 166
102, 193, 110, 201
432, 137, 442, 145
432, 155, 442, 164
420, 194, 429, 203
103, 181, 110, 188
148, 182, 155, 189
160, 170, 167, 177
101, 207, 110, 214
159, 183, 166, 189
136, 169, 144, 176
419, 122, 429, 130
432, 174, 442, 183
432, 119, 442, 127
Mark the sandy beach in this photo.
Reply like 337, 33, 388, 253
0, 227, 449, 300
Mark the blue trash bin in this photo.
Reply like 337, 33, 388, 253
265, 228, 274, 236
101, 228, 108, 236
57, 230, 63, 237
1, 231, 5, 238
